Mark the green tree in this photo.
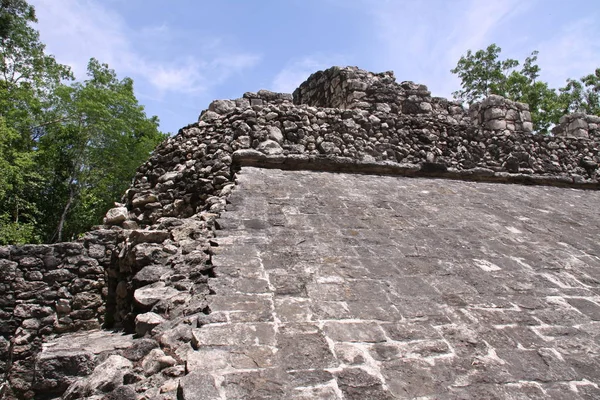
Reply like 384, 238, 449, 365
0, 0, 72, 136
451, 44, 561, 132
451, 44, 599, 133
559, 68, 600, 116
0, 0, 67, 243
0, 0, 165, 243
0, 116, 41, 243
451, 44, 519, 104
0, 0, 35, 40
37, 59, 166, 242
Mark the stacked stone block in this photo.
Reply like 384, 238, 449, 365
469, 94, 534, 133
552, 112, 600, 138
0, 236, 112, 398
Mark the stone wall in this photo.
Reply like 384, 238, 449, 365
469, 94, 534, 133
0, 230, 117, 397
553, 112, 600, 138
292, 66, 446, 117
2, 65, 600, 399
125, 94, 598, 232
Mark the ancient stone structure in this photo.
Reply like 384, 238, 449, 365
1, 66, 600, 399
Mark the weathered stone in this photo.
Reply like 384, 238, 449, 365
121, 338, 159, 362
135, 312, 165, 336
129, 229, 170, 244
177, 373, 219, 400
266, 126, 284, 143
134, 282, 180, 309
6, 65, 600, 400
84, 355, 132, 393
133, 265, 171, 286
209, 99, 236, 115
141, 348, 176, 376
132, 193, 158, 208
257, 139, 283, 155
104, 207, 128, 225
486, 119, 507, 130
34, 349, 96, 395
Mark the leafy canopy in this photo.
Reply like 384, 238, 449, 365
451, 43, 600, 133
0, 0, 165, 244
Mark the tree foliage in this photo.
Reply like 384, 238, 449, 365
451, 44, 600, 133
0, 0, 165, 244
37, 59, 165, 242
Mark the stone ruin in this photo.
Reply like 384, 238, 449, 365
1, 66, 600, 399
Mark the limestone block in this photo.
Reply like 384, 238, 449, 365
85, 355, 132, 393
266, 126, 284, 143
132, 193, 158, 208
520, 110, 532, 122
104, 207, 128, 225
484, 107, 506, 120
177, 373, 219, 400
134, 282, 179, 309
208, 99, 236, 115
135, 312, 165, 336
129, 229, 170, 244
141, 348, 176, 376
257, 139, 283, 155
198, 110, 221, 122
505, 108, 519, 120
568, 128, 589, 138
568, 118, 588, 132
486, 119, 507, 130
158, 171, 179, 183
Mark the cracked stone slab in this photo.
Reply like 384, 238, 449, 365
190, 167, 600, 399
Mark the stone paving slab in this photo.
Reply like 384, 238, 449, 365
194, 167, 600, 399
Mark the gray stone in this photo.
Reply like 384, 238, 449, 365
8, 65, 600, 400
177, 373, 220, 400
121, 338, 159, 362
257, 139, 283, 155
104, 207, 128, 225
199, 110, 221, 121
132, 193, 158, 208
133, 265, 171, 286
134, 282, 180, 309
85, 355, 132, 393
486, 119, 507, 130
141, 348, 177, 376
209, 99, 236, 115
484, 107, 505, 120
135, 312, 165, 336
158, 171, 179, 183
266, 126, 284, 143
129, 229, 170, 244
34, 349, 96, 395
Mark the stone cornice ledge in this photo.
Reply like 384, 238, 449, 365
232, 149, 600, 190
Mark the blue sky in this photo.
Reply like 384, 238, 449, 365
29, 0, 600, 134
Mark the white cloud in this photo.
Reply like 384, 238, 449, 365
28, 0, 261, 95
537, 17, 600, 88
445, 0, 527, 65
271, 55, 347, 93
364, 0, 528, 97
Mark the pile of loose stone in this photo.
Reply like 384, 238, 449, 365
1, 66, 600, 399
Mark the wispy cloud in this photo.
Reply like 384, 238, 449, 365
537, 17, 600, 88
29, 0, 261, 95
271, 55, 348, 93
364, 0, 528, 97
445, 0, 528, 65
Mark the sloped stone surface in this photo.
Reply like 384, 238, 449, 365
186, 167, 600, 398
